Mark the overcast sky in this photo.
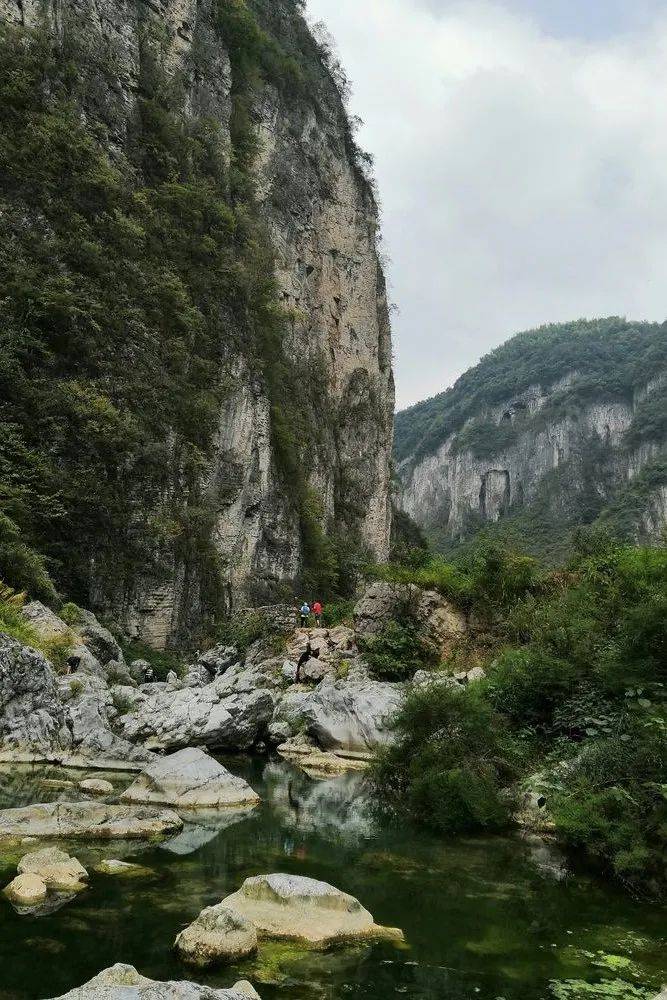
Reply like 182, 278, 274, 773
305, 0, 667, 409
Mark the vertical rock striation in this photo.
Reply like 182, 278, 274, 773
0, 0, 394, 645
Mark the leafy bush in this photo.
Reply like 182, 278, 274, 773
486, 649, 579, 729
372, 537, 667, 895
0, 581, 72, 667
359, 621, 437, 681
371, 683, 513, 834
119, 640, 183, 683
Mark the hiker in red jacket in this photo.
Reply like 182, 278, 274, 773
312, 600, 323, 626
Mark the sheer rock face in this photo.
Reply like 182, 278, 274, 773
399, 376, 667, 545
0, 0, 394, 648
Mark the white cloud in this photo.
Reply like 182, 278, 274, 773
306, 0, 667, 408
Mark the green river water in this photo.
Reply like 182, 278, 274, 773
0, 757, 664, 1000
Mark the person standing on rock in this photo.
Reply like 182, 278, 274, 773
312, 600, 323, 626
299, 602, 311, 627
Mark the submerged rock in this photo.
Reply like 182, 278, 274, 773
174, 904, 258, 967
277, 735, 370, 778
79, 778, 114, 796
0, 801, 183, 840
120, 748, 261, 810
3, 872, 48, 906
48, 963, 260, 999
94, 859, 155, 878
18, 847, 88, 892
220, 873, 403, 949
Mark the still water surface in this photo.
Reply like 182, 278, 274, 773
0, 758, 664, 1000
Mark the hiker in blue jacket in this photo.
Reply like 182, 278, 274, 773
299, 602, 311, 627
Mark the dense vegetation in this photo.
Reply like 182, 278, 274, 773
395, 318, 667, 467
371, 533, 667, 898
0, 1, 371, 631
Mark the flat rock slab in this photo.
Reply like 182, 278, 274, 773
175, 903, 258, 967
18, 846, 88, 892
120, 748, 261, 810
221, 873, 404, 949
0, 801, 183, 840
48, 964, 260, 999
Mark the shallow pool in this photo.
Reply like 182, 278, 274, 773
0, 758, 664, 1000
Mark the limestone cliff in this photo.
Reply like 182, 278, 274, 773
0, 0, 394, 645
396, 319, 666, 560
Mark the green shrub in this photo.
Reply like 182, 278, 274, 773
550, 729, 667, 890
486, 648, 580, 729
119, 640, 183, 682
371, 683, 513, 834
59, 602, 82, 626
359, 621, 437, 681
0, 580, 72, 667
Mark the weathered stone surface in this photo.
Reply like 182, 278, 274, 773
118, 682, 274, 752
58, 674, 155, 770
76, 609, 123, 666
0, 634, 73, 758
17, 847, 88, 892
48, 964, 261, 999
297, 678, 402, 753
0, 801, 183, 839
221, 874, 403, 949
121, 748, 260, 810
79, 778, 114, 796
354, 582, 466, 658
21, 602, 103, 677
174, 904, 258, 967
3, 872, 47, 906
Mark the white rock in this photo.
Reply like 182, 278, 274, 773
47, 964, 260, 999
174, 904, 258, 967
0, 801, 183, 839
18, 847, 88, 892
220, 873, 403, 949
120, 748, 260, 810
3, 872, 48, 906
79, 778, 114, 796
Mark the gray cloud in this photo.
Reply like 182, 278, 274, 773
306, 0, 667, 408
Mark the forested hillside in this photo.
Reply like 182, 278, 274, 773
396, 319, 667, 560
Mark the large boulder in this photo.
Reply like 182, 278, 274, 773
17, 846, 88, 892
48, 964, 260, 999
220, 874, 403, 949
21, 602, 103, 677
75, 609, 123, 666
121, 748, 260, 810
3, 872, 47, 906
174, 904, 258, 967
118, 681, 274, 752
0, 635, 72, 758
298, 678, 403, 753
58, 674, 155, 770
0, 801, 183, 839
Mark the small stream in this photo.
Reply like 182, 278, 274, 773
0, 758, 664, 1000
